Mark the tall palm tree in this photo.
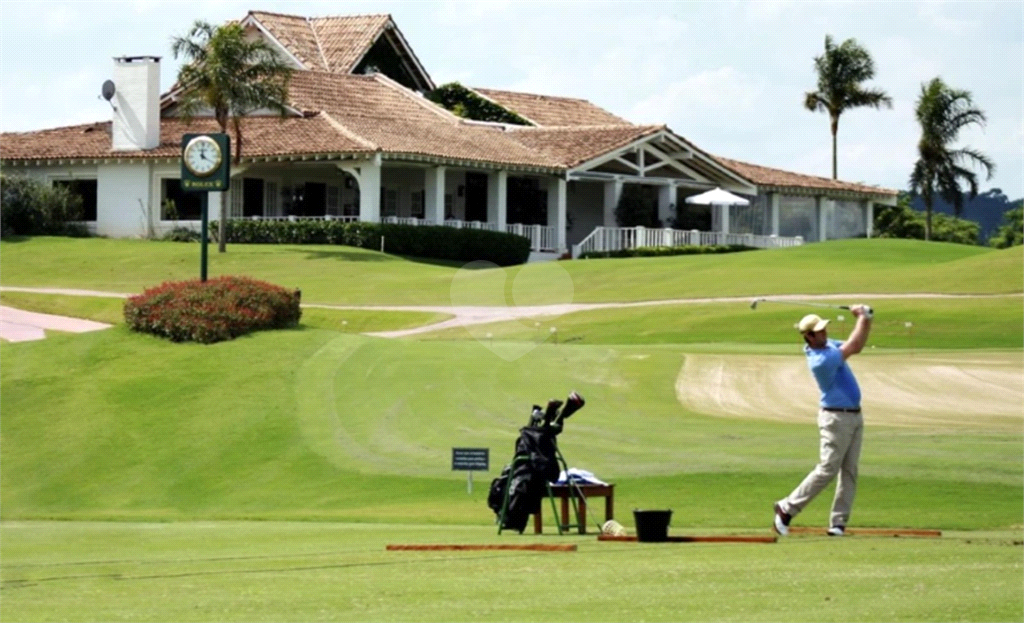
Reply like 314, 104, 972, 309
171, 20, 293, 252
804, 35, 893, 180
909, 77, 995, 241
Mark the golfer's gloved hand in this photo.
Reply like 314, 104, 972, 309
856, 304, 873, 320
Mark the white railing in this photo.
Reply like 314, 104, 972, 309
571, 226, 804, 258
235, 214, 362, 223
505, 223, 557, 251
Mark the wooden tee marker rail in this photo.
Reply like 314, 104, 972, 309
788, 527, 942, 537
598, 535, 777, 544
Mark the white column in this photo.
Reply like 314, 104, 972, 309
358, 157, 381, 222
487, 170, 508, 229
720, 203, 730, 234
658, 183, 676, 227
547, 177, 567, 252
817, 196, 828, 242
424, 166, 445, 225
770, 192, 780, 236
603, 178, 622, 226
866, 200, 874, 238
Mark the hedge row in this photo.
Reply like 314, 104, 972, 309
124, 276, 302, 344
217, 219, 531, 266
579, 244, 755, 259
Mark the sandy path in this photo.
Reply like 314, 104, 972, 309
675, 352, 1024, 431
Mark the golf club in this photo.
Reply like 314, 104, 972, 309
749, 297, 850, 311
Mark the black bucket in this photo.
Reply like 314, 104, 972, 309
633, 509, 672, 542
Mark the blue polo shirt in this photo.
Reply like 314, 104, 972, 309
805, 339, 861, 410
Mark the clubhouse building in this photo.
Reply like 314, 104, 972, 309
0, 11, 898, 257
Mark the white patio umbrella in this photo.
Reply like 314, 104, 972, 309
684, 187, 750, 207
684, 187, 749, 234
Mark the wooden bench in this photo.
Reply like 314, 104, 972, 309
533, 483, 615, 534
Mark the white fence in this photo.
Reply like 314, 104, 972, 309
572, 226, 803, 259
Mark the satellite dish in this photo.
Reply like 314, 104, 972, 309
101, 80, 116, 101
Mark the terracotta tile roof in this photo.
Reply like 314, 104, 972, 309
472, 87, 631, 127
712, 155, 899, 196
0, 115, 370, 161
248, 11, 392, 75
289, 72, 561, 169
503, 124, 664, 168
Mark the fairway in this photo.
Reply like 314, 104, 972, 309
2, 522, 1021, 623
676, 351, 1023, 431
2, 237, 1022, 622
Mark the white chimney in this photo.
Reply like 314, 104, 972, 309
111, 56, 161, 151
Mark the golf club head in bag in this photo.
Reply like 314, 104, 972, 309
528, 405, 545, 427
543, 399, 564, 425
559, 391, 585, 420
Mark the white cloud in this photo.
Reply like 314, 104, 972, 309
916, 1, 979, 36
628, 66, 764, 126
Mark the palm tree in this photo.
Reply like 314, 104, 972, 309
804, 35, 893, 180
909, 77, 995, 241
171, 20, 293, 252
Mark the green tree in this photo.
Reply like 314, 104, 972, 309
804, 35, 892, 180
909, 77, 995, 241
171, 20, 293, 253
874, 193, 979, 245
0, 174, 85, 238
988, 203, 1023, 249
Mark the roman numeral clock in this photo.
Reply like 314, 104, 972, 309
180, 133, 230, 192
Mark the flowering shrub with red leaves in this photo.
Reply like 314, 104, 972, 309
124, 276, 302, 344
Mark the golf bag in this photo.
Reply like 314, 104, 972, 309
488, 392, 585, 533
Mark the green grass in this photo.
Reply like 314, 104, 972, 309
416, 296, 1024, 349
2, 237, 1021, 305
2, 236, 1022, 622
0, 292, 452, 333
2, 522, 1021, 622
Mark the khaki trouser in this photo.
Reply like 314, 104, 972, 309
779, 409, 864, 528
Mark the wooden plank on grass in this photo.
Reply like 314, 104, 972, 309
597, 535, 777, 544
788, 527, 942, 537
386, 544, 577, 552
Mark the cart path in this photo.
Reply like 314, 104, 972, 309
1, 286, 1019, 341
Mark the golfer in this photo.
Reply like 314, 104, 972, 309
773, 304, 873, 537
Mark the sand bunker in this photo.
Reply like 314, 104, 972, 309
676, 351, 1023, 432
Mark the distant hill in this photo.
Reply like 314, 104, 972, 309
908, 188, 1021, 243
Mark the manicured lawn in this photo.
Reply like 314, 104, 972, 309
1, 235, 1021, 622
1, 237, 1021, 305
2, 522, 1021, 622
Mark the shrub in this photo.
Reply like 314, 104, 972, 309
124, 276, 302, 344
989, 205, 1023, 249
426, 83, 531, 125
1, 174, 85, 237
160, 227, 202, 242
874, 194, 980, 245
219, 219, 531, 266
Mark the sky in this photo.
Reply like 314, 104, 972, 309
2, 0, 1021, 197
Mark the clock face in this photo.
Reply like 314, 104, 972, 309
183, 136, 223, 177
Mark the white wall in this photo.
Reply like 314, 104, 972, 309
97, 163, 153, 238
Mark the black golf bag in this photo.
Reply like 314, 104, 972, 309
488, 392, 585, 533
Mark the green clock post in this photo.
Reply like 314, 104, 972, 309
180, 133, 231, 281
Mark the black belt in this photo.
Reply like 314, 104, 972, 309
822, 407, 861, 413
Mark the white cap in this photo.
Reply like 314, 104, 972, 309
798, 314, 830, 333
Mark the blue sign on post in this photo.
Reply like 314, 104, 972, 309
452, 448, 489, 494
